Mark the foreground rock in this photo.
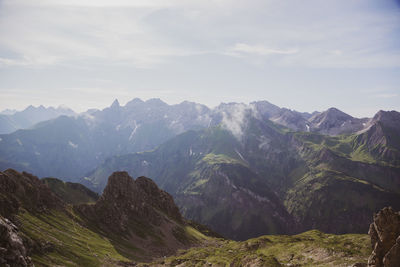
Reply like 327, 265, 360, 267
0, 216, 33, 267
368, 207, 400, 267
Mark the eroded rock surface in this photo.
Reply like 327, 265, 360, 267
0, 216, 33, 267
368, 207, 400, 267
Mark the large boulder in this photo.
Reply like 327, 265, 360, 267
0, 216, 33, 267
368, 207, 400, 267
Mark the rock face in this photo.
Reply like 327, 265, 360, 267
0, 216, 33, 267
75, 172, 191, 261
308, 107, 367, 135
89, 171, 182, 231
368, 207, 400, 267
0, 169, 64, 218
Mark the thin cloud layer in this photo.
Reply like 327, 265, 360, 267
1, 0, 399, 68
0, 0, 399, 116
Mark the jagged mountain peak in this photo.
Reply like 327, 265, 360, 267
310, 107, 353, 123
145, 98, 168, 106
125, 97, 144, 107
110, 98, 120, 108
307, 107, 364, 135
372, 110, 400, 124
24, 105, 35, 111
250, 100, 281, 118
99, 171, 182, 224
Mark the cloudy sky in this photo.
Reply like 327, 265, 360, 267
0, 0, 399, 117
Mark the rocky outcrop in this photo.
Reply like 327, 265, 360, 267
368, 207, 400, 267
75, 172, 191, 261
0, 169, 64, 218
0, 216, 33, 267
84, 171, 182, 232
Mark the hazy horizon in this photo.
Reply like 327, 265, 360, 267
2, 97, 399, 119
1, 0, 399, 117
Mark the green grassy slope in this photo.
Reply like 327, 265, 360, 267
0, 169, 210, 266
146, 230, 370, 267
42, 177, 99, 205
18, 208, 130, 267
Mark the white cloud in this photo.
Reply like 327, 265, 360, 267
0, 0, 399, 69
227, 43, 298, 56
373, 93, 399, 99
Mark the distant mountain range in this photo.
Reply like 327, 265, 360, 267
0, 105, 75, 134
0, 98, 389, 179
0, 98, 399, 241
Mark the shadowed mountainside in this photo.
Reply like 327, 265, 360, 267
0, 169, 209, 265
86, 110, 400, 240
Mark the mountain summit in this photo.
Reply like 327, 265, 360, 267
308, 107, 367, 135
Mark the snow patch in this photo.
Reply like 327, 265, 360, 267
195, 104, 204, 113
81, 113, 95, 120
258, 135, 271, 150
16, 139, 22, 146
219, 171, 238, 190
129, 120, 140, 141
68, 141, 78, 148
116, 124, 121, 131
35, 151, 41, 156
306, 124, 310, 132
142, 160, 149, 166
235, 148, 247, 163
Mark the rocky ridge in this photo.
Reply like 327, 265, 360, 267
75, 171, 200, 261
0, 169, 64, 218
0, 169, 208, 265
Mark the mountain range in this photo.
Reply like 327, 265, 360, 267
0, 105, 75, 134
0, 98, 389, 179
0, 98, 399, 241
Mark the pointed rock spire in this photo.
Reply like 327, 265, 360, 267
110, 99, 120, 109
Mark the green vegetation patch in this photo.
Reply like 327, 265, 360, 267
146, 230, 370, 267
202, 153, 245, 166
18, 209, 129, 267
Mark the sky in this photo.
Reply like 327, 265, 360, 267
0, 0, 399, 117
